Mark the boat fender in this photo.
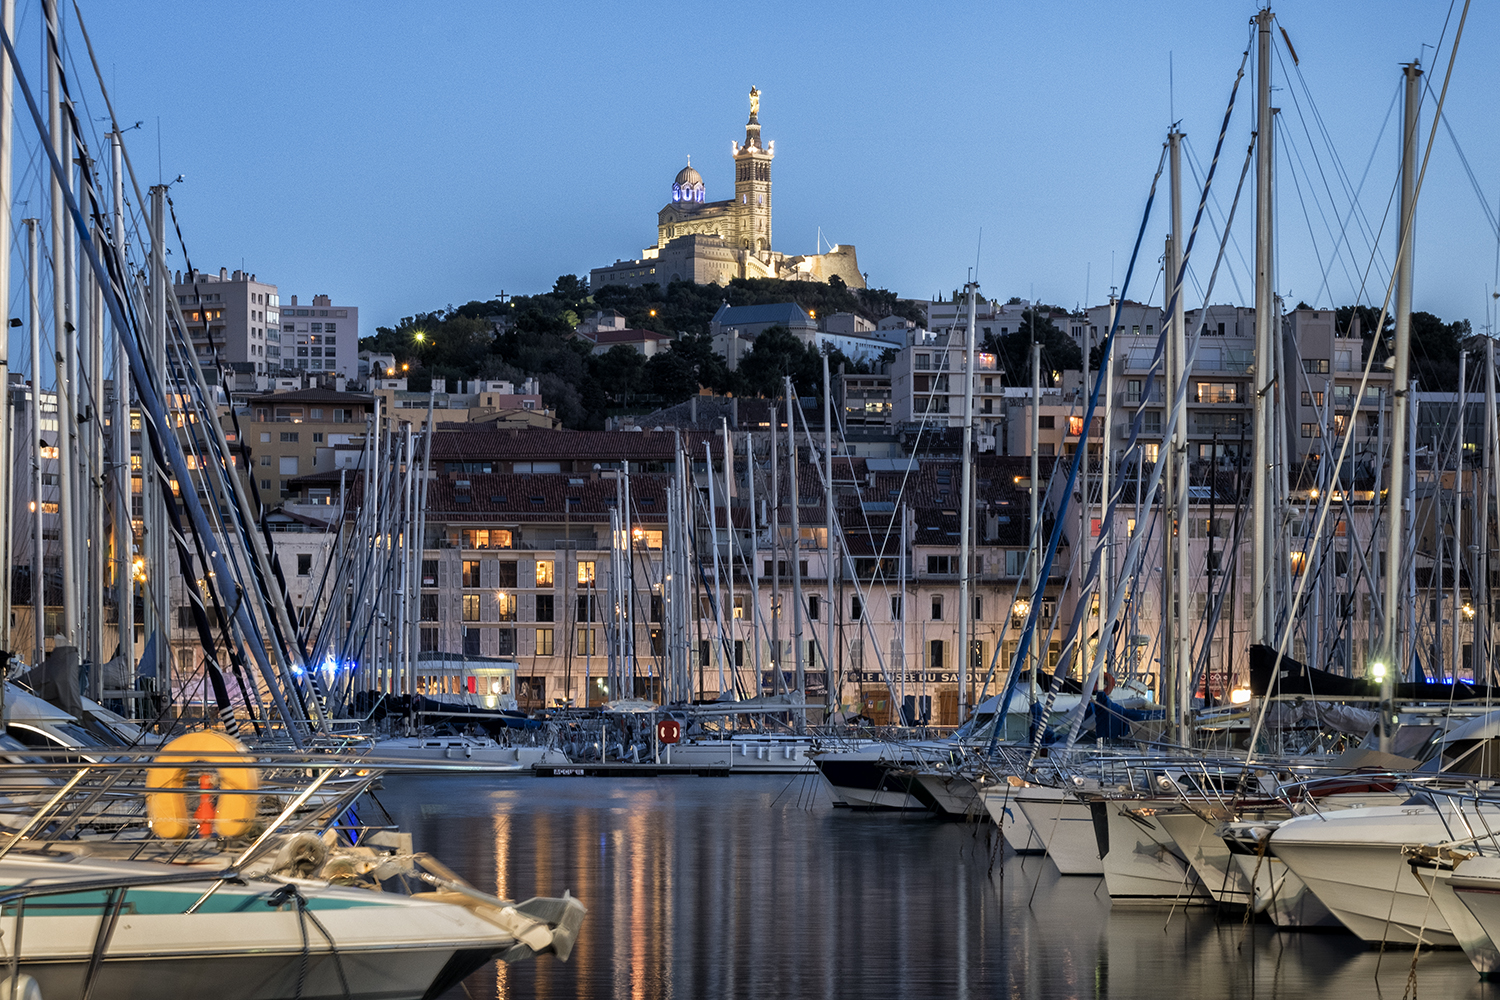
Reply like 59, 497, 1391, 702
0, 974, 42, 1000
145, 731, 261, 839
1101, 672, 1117, 697
273, 832, 330, 878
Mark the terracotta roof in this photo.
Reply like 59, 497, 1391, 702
429, 427, 722, 463
424, 473, 672, 524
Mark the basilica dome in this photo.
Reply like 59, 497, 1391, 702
672, 161, 705, 203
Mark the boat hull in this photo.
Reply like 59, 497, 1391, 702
1270, 807, 1457, 946
980, 786, 1045, 853
1098, 801, 1210, 904
1015, 788, 1102, 875
1414, 865, 1500, 974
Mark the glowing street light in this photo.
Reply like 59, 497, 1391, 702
1012, 598, 1031, 620
1229, 688, 1252, 705
1370, 661, 1387, 683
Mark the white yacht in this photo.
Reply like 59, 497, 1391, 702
1268, 796, 1481, 946
369, 733, 569, 768
0, 849, 584, 1000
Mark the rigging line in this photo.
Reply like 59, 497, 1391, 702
1052, 54, 1252, 747
165, 196, 307, 668
1274, 94, 1359, 303
1280, 23, 1398, 275
0, 25, 312, 747
1309, 81, 1401, 308
1246, 0, 1474, 759
996, 144, 1167, 758
1276, 115, 1336, 302
1275, 43, 1386, 292
1432, 108, 1498, 241
1183, 135, 1252, 304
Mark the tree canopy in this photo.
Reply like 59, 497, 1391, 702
986, 309, 1083, 387
358, 274, 894, 428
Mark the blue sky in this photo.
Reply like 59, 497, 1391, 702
69, 1, 1500, 332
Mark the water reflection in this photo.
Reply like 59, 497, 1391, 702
377, 774, 1497, 1000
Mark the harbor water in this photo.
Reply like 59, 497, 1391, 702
377, 774, 1492, 1000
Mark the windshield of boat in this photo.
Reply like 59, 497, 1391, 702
8, 721, 111, 750
952, 713, 996, 741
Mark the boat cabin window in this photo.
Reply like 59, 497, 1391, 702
1440, 737, 1500, 778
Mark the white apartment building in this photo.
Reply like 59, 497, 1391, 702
280, 294, 359, 380
889, 327, 1003, 451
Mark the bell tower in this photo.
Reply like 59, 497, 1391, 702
732, 86, 773, 254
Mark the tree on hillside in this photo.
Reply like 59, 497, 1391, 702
595, 344, 646, 406
737, 325, 823, 398
644, 351, 700, 404
1409, 311, 1469, 391
987, 308, 1082, 387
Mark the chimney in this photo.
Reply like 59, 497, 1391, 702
290, 295, 298, 306
219, 267, 228, 280
689, 396, 698, 424
432, 377, 446, 393
731, 396, 738, 428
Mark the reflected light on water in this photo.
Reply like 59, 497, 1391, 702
378, 775, 1490, 1000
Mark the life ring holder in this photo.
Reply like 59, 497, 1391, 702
145, 731, 261, 839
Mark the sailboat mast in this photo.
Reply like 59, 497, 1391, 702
1029, 340, 1041, 709
721, 419, 735, 696
1482, 337, 1496, 684
1251, 8, 1275, 649
957, 281, 978, 724
110, 131, 132, 692
786, 380, 805, 729
1379, 61, 1421, 749
46, 0, 77, 654
0, 0, 12, 672
822, 355, 836, 721
26, 218, 40, 668
1169, 127, 1190, 742
1455, 351, 1466, 678
770, 394, 781, 695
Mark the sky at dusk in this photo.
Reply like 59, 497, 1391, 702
64, 1, 1500, 333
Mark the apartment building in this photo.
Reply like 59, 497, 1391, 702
174, 268, 281, 376
242, 388, 375, 505
888, 326, 1003, 451
279, 294, 359, 380
1282, 307, 1393, 484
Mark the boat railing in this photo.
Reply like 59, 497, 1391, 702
1412, 786, 1500, 854
0, 749, 390, 859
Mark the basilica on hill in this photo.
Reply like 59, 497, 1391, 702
589, 88, 866, 291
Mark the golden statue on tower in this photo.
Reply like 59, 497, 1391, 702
749, 86, 760, 118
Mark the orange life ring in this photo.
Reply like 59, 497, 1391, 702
1101, 671, 1117, 697
145, 731, 260, 839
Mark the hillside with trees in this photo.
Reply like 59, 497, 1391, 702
359, 275, 909, 429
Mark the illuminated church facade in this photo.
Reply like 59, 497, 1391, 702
589, 88, 865, 291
